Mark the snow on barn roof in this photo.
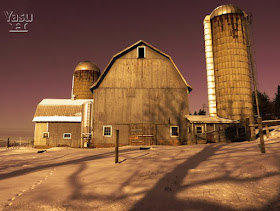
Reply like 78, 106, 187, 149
38, 99, 93, 106
32, 99, 93, 122
185, 115, 238, 124
33, 116, 81, 122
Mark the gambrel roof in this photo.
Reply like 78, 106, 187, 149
90, 40, 192, 92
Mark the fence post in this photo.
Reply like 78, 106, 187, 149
7, 137, 10, 149
257, 117, 265, 153
115, 130, 119, 164
245, 118, 250, 141
218, 127, 220, 142
265, 125, 270, 138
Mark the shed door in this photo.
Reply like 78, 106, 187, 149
206, 123, 214, 142
129, 124, 156, 145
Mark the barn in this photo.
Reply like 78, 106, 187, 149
33, 40, 193, 147
90, 40, 192, 147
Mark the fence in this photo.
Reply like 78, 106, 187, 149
0, 137, 34, 148
194, 123, 251, 144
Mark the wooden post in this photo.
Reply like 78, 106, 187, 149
115, 130, 119, 164
7, 137, 9, 149
265, 125, 270, 138
236, 124, 239, 138
245, 118, 250, 141
217, 126, 220, 142
257, 117, 265, 153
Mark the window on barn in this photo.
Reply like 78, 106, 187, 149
170, 126, 179, 137
137, 46, 146, 58
103, 125, 112, 137
195, 126, 203, 134
42, 132, 49, 138
63, 133, 71, 139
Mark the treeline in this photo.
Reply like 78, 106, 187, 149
253, 85, 280, 120
192, 109, 206, 115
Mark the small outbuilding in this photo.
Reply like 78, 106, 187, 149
185, 115, 238, 143
33, 99, 93, 147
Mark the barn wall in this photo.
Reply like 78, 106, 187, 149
99, 46, 187, 89
34, 123, 48, 146
92, 124, 129, 148
92, 44, 190, 146
48, 123, 81, 147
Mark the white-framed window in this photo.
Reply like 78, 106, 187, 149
42, 132, 49, 138
170, 126, 179, 137
63, 133, 71, 139
103, 125, 112, 137
137, 46, 146, 58
195, 126, 203, 134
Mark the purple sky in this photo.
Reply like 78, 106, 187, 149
1, 0, 280, 136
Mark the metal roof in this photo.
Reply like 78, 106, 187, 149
74, 61, 100, 72
38, 99, 92, 106
185, 115, 238, 124
210, 4, 247, 19
33, 99, 93, 122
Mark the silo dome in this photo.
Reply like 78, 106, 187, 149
210, 4, 247, 19
74, 61, 100, 72
72, 61, 101, 99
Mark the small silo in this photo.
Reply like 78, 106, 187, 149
81, 101, 93, 147
72, 61, 101, 99
204, 5, 254, 122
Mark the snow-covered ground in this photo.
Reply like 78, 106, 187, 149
0, 131, 280, 210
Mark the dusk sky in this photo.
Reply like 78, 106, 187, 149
1, 0, 280, 136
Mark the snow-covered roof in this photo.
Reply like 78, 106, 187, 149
33, 116, 81, 122
39, 99, 93, 106
33, 99, 93, 122
185, 115, 238, 124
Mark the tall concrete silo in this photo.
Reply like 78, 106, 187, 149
72, 61, 101, 99
204, 5, 254, 123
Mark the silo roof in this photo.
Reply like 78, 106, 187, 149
74, 61, 100, 72
210, 4, 247, 19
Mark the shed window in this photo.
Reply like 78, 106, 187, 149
63, 133, 71, 139
103, 125, 112, 137
137, 46, 145, 58
196, 126, 203, 134
170, 126, 179, 137
42, 132, 49, 138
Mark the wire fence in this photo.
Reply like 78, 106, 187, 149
0, 137, 34, 149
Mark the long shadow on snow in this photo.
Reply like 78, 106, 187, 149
0, 148, 138, 180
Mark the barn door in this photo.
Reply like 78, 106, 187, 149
129, 124, 156, 145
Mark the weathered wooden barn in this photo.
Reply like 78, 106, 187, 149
90, 40, 192, 147
33, 99, 93, 147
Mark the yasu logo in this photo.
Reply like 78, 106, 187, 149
4, 11, 33, 33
